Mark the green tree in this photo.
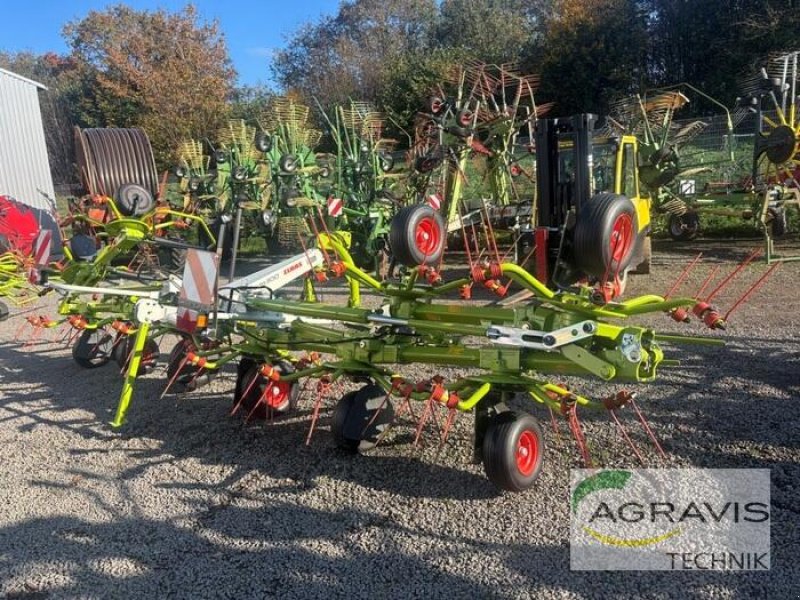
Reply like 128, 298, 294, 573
273, 0, 438, 109
536, 0, 650, 115
436, 0, 545, 65
63, 3, 236, 167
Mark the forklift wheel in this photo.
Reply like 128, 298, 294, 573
482, 412, 545, 492
233, 358, 298, 419
573, 193, 637, 277
389, 204, 446, 267
668, 212, 700, 241
330, 384, 394, 452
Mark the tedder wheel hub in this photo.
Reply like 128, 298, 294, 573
515, 430, 540, 477
610, 213, 634, 262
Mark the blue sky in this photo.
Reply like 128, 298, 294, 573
0, 1, 342, 87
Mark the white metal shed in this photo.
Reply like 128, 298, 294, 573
0, 67, 58, 232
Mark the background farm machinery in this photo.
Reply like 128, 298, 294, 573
606, 52, 800, 259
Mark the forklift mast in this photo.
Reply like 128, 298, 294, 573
535, 114, 598, 228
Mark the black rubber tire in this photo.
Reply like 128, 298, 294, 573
482, 412, 545, 492
668, 212, 700, 241
114, 336, 160, 374
0, 300, 9, 322
255, 131, 272, 153
330, 391, 361, 452
69, 234, 98, 261
330, 384, 394, 452
232, 358, 299, 419
116, 183, 155, 216
280, 154, 299, 173
72, 329, 114, 369
389, 204, 446, 267
573, 192, 638, 277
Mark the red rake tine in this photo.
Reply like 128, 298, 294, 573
694, 265, 721, 298
437, 408, 459, 451
564, 403, 592, 467
231, 371, 262, 416
548, 406, 562, 443
608, 409, 646, 465
304, 382, 325, 446
724, 262, 781, 321
705, 248, 761, 303
413, 397, 436, 447
361, 392, 391, 439
664, 252, 703, 299
161, 355, 190, 399
630, 398, 667, 459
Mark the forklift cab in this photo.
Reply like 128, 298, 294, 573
533, 114, 651, 290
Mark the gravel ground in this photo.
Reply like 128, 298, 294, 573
0, 239, 798, 599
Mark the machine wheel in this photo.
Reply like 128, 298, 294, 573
72, 329, 114, 369
330, 391, 361, 452
330, 384, 394, 452
482, 412, 545, 492
0, 300, 8, 322
255, 131, 272, 153
69, 234, 98, 261
116, 183, 155, 216
668, 212, 700, 241
114, 336, 160, 374
280, 154, 299, 173
389, 204, 446, 267
233, 358, 299, 419
573, 193, 638, 277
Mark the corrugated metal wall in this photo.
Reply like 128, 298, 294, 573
0, 68, 57, 217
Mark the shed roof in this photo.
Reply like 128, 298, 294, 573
0, 67, 47, 91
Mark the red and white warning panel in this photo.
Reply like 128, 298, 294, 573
327, 196, 343, 218
28, 229, 53, 283
34, 229, 52, 266
177, 249, 220, 333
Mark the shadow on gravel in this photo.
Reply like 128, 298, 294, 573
0, 339, 497, 502
0, 510, 498, 599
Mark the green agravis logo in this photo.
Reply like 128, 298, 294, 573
572, 470, 682, 547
